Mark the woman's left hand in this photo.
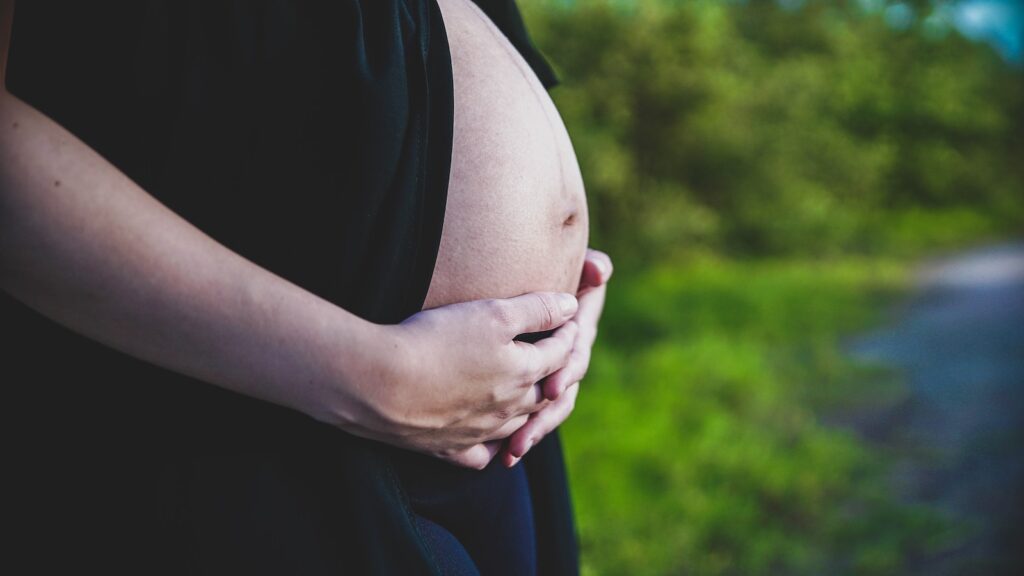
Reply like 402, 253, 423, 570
501, 248, 613, 467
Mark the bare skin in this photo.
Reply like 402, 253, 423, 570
0, 1, 610, 471
0, 86, 582, 466
0, 2, 606, 473
504, 248, 611, 466
427, 0, 611, 466
425, 0, 590, 310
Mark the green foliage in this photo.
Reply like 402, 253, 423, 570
522, 0, 1024, 263
514, 1, 1020, 573
560, 259, 955, 575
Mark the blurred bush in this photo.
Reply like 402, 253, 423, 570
517, 1, 1022, 574
559, 258, 961, 575
522, 0, 1023, 265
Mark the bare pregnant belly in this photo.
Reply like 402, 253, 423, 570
422, 0, 589, 310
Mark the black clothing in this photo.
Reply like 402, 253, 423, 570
398, 453, 537, 575
4, 1, 576, 574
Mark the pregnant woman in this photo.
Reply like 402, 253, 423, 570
394, 0, 592, 573
0, 1, 607, 574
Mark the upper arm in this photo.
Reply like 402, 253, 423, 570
1, 1, 13, 90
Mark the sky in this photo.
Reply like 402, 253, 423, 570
570, 0, 1024, 64
948, 0, 1024, 62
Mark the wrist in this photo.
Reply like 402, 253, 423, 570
306, 312, 410, 441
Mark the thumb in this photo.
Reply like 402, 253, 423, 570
496, 292, 577, 338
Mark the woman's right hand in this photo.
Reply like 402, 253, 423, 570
2, 53, 578, 471
1, 49, 576, 472
347, 292, 579, 469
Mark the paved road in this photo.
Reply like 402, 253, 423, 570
848, 242, 1024, 575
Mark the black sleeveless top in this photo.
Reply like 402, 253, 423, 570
4, 2, 576, 574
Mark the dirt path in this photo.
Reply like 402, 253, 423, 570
847, 242, 1024, 575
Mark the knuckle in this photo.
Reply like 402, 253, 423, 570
516, 413, 531, 429
494, 407, 514, 423
577, 353, 592, 381
474, 430, 495, 447
485, 386, 503, 408
566, 390, 579, 412
562, 342, 574, 363
532, 365, 549, 386
485, 299, 516, 331
532, 412, 553, 432
523, 358, 544, 386
536, 294, 557, 328
553, 405, 571, 425
460, 450, 483, 469
522, 422, 541, 441
554, 352, 572, 374
563, 319, 579, 338
452, 447, 487, 470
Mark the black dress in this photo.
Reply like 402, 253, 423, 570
3, 1, 577, 574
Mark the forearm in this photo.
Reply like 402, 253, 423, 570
0, 91, 388, 429
0, 2, 583, 469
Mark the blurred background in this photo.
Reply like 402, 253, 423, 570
518, 0, 1024, 574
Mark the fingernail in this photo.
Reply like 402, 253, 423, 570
558, 294, 578, 316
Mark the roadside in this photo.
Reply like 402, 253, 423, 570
846, 242, 1024, 575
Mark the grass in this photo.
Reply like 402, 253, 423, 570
560, 256, 958, 575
